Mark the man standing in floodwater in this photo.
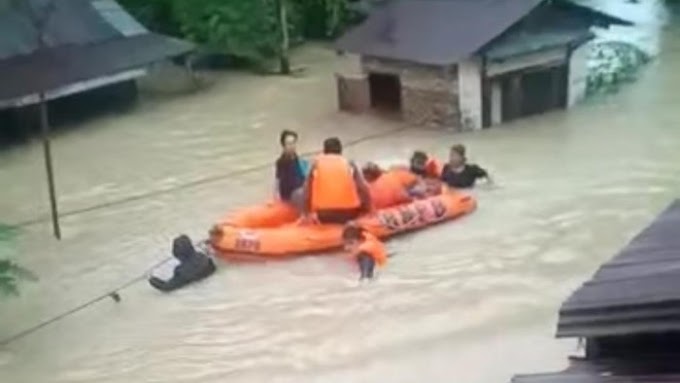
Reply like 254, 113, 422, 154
302, 137, 371, 224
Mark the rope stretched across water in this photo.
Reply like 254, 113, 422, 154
1, 126, 416, 345
0, 255, 174, 346
8, 126, 414, 229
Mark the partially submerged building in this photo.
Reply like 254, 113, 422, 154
0, 0, 193, 137
335, 0, 631, 130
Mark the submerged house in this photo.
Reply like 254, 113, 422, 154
0, 0, 192, 136
335, 0, 631, 130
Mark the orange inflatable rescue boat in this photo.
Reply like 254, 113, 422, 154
210, 189, 476, 259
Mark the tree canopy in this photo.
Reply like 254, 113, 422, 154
118, 0, 361, 66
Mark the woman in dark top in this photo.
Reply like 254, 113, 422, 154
275, 130, 308, 209
440, 144, 492, 188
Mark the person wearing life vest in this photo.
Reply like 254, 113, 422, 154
302, 137, 371, 224
342, 224, 387, 280
362, 162, 435, 209
410, 150, 443, 179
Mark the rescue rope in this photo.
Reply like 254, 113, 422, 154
0, 255, 174, 346
8, 126, 414, 229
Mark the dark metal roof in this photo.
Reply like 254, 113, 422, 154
482, 0, 632, 60
336, 0, 633, 65
0, 0, 124, 59
0, 33, 193, 101
557, 200, 680, 338
335, 0, 545, 65
512, 357, 680, 383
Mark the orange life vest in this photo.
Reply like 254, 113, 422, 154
310, 154, 361, 211
353, 232, 387, 266
424, 157, 443, 178
368, 168, 418, 209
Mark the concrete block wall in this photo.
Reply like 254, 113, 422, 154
361, 56, 461, 129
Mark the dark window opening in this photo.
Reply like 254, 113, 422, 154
368, 72, 401, 112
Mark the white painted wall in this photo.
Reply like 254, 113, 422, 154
568, 42, 590, 108
457, 58, 482, 130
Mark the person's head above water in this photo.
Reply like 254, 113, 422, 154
172, 234, 196, 262
323, 137, 343, 154
449, 144, 467, 168
342, 223, 363, 251
362, 162, 383, 182
410, 151, 429, 174
279, 130, 298, 155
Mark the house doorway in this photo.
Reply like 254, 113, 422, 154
368, 72, 401, 113
499, 64, 568, 122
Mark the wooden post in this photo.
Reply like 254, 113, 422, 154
39, 93, 61, 240
276, 0, 291, 75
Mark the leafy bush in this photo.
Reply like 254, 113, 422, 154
0, 225, 35, 297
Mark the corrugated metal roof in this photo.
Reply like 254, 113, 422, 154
483, 2, 604, 60
556, 200, 680, 338
512, 357, 680, 383
91, 0, 147, 36
0, 0, 128, 59
335, 0, 632, 65
0, 33, 193, 101
335, 0, 545, 65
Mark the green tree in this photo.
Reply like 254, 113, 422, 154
0, 225, 35, 297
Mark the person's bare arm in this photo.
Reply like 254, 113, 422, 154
301, 163, 315, 215
351, 162, 372, 211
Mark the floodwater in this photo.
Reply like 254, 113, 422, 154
1, 2, 679, 382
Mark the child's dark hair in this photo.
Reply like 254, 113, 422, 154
279, 130, 298, 146
450, 144, 466, 159
362, 162, 382, 182
411, 150, 428, 163
342, 224, 364, 241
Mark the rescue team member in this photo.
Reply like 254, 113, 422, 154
302, 137, 371, 224
410, 150, 442, 179
342, 224, 387, 280
362, 162, 432, 209
149, 235, 216, 292
274, 130, 309, 210
440, 144, 492, 188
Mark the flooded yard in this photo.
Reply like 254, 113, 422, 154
1, 2, 680, 382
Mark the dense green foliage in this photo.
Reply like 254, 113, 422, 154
0, 225, 35, 297
118, 0, 360, 66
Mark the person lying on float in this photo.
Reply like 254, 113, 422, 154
149, 235, 216, 292
361, 162, 441, 210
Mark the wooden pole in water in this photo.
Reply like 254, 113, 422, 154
39, 93, 61, 240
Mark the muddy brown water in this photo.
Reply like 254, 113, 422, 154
1, 2, 679, 382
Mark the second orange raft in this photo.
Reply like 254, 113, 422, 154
211, 190, 476, 258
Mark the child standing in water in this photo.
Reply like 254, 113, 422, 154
342, 224, 387, 280
440, 144, 492, 188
